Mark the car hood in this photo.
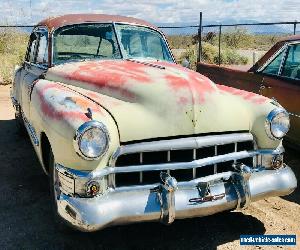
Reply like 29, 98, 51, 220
45, 60, 269, 142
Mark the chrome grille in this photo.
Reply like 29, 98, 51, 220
111, 133, 255, 187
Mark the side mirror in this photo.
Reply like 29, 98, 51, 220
182, 58, 190, 68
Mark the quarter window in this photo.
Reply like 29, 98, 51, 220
26, 33, 38, 63
36, 32, 48, 65
281, 44, 300, 79
262, 49, 285, 75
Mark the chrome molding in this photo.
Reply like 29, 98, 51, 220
50, 21, 175, 67
57, 147, 283, 181
73, 120, 110, 161
22, 112, 39, 146
55, 165, 297, 232
289, 112, 300, 119
265, 108, 290, 140
257, 44, 288, 73
111, 133, 254, 166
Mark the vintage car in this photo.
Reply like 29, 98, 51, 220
11, 14, 297, 232
197, 35, 300, 146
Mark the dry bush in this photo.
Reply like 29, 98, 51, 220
0, 28, 28, 85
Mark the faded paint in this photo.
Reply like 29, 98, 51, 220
217, 84, 268, 105
44, 59, 277, 149
11, 15, 285, 172
30, 79, 120, 171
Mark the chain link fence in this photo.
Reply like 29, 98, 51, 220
160, 20, 300, 70
202, 22, 299, 67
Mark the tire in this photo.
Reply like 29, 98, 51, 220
48, 148, 72, 231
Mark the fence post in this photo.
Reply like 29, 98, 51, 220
218, 25, 222, 66
294, 21, 297, 35
197, 12, 202, 63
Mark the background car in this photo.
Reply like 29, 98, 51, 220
197, 35, 300, 146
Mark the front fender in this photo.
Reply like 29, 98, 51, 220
30, 79, 120, 171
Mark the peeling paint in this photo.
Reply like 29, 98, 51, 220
35, 82, 101, 122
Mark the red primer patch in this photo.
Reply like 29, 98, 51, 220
166, 71, 215, 104
52, 60, 154, 100
36, 82, 90, 122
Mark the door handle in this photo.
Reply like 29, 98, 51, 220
259, 84, 272, 94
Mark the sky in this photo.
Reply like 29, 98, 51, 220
1, 0, 300, 25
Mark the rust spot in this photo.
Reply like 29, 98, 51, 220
36, 82, 97, 122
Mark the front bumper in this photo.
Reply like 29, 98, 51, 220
56, 165, 297, 232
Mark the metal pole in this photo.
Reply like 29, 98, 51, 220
218, 25, 222, 66
197, 12, 202, 63
294, 21, 297, 35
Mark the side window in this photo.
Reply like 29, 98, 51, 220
262, 49, 285, 75
281, 44, 300, 79
36, 32, 48, 65
26, 33, 38, 63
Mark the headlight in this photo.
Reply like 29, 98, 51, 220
265, 108, 290, 140
74, 121, 109, 160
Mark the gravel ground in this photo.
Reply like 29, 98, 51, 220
0, 85, 299, 250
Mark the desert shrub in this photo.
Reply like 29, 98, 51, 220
178, 45, 197, 70
0, 29, 28, 84
221, 28, 254, 48
167, 35, 194, 49
177, 42, 248, 69
221, 49, 248, 65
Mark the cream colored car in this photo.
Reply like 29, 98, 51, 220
11, 14, 296, 232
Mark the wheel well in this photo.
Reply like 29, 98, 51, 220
41, 132, 51, 174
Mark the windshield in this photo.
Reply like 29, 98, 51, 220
53, 23, 173, 64
115, 24, 173, 62
53, 24, 121, 64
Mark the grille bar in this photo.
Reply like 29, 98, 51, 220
192, 149, 196, 178
96, 149, 283, 181
109, 133, 262, 187
139, 152, 143, 183
111, 133, 254, 166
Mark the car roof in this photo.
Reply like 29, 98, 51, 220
278, 34, 300, 43
37, 14, 158, 31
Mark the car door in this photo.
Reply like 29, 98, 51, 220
20, 28, 48, 120
259, 42, 300, 145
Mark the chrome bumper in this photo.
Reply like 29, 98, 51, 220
56, 165, 297, 232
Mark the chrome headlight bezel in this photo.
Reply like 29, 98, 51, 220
73, 120, 110, 160
265, 108, 290, 140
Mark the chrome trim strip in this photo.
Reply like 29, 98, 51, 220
111, 133, 254, 166
11, 96, 18, 107
257, 44, 288, 73
57, 147, 283, 180
50, 21, 175, 67
265, 108, 290, 140
22, 112, 39, 146
289, 112, 300, 118
73, 120, 110, 161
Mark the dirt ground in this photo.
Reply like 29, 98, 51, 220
0, 84, 299, 250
